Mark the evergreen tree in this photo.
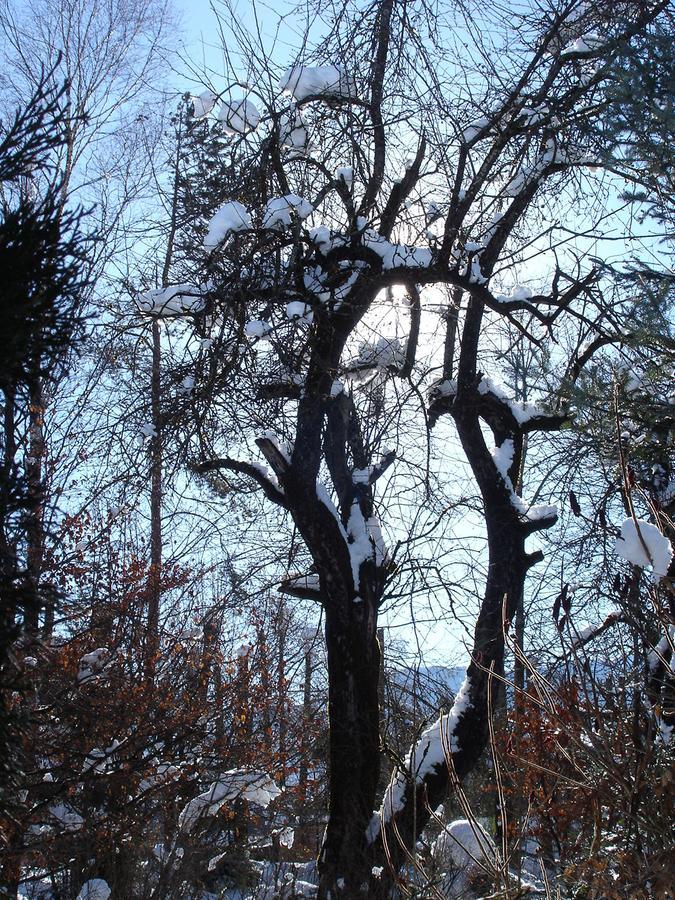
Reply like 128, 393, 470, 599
0, 69, 88, 803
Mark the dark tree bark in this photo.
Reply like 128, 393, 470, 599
145, 317, 162, 679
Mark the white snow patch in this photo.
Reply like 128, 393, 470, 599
138, 762, 181, 794
217, 98, 261, 134
561, 33, 604, 56
490, 437, 556, 523
433, 818, 495, 871
77, 648, 113, 683
478, 375, 548, 424
284, 574, 321, 593
371, 676, 474, 839
279, 66, 354, 101
335, 166, 353, 186
263, 195, 313, 229
279, 826, 295, 848
204, 201, 251, 249
462, 117, 490, 142
279, 107, 308, 150
648, 630, 674, 674
76, 879, 111, 900
615, 519, 672, 578
83, 739, 121, 775
191, 89, 217, 119
362, 229, 432, 269
137, 283, 206, 316
49, 803, 84, 832
285, 301, 313, 322
244, 320, 272, 339
179, 770, 281, 832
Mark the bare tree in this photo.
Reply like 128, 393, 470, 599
135, 0, 673, 893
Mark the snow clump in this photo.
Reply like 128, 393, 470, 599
137, 283, 206, 316
279, 65, 354, 101
76, 880, 111, 900
279, 108, 308, 150
77, 648, 113, 683
262, 195, 313, 229
217, 98, 261, 134
285, 301, 313, 322
204, 201, 251, 249
615, 518, 672, 579
244, 320, 272, 339
190, 89, 217, 119
179, 770, 282, 831
433, 818, 495, 871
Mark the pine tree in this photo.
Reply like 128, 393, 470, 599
0, 69, 88, 814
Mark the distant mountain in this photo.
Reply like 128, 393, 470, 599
386, 662, 467, 714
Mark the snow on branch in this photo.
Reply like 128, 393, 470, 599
136, 283, 206, 317
217, 98, 261, 135
195, 456, 287, 507
369, 676, 474, 842
476, 376, 567, 432
279, 65, 357, 102
179, 770, 281, 832
262, 194, 313, 229
256, 432, 292, 479
279, 572, 323, 601
490, 437, 557, 527
204, 201, 252, 249
615, 518, 673, 579
568, 609, 625, 651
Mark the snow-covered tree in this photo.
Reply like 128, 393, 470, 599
146, 0, 675, 893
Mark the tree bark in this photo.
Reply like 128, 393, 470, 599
318, 593, 382, 896
145, 319, 162, 679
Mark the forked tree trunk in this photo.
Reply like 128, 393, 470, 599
369, 295, 561, 890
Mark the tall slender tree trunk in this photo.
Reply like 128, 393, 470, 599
24, 378, 45, 635
276, 603, 288, 781
145, 319, 162, 679
299, 638, 313, 806
144, 115, 182, 680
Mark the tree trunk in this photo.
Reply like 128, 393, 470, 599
318, 594, 382, 896
299, 639, 313, 805
145, 319, 162, 679
24, 378, 44, 634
